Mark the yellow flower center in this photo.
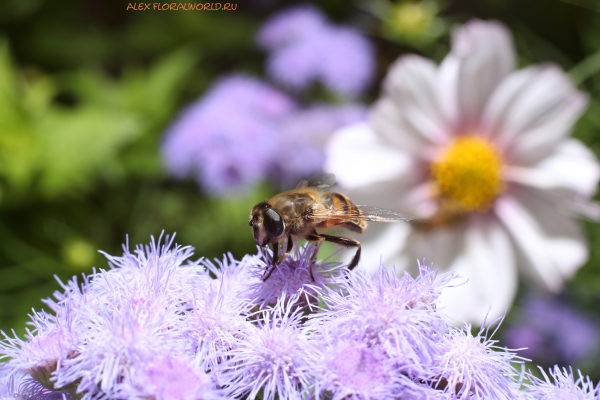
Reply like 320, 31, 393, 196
391, 2, 431, 36
431, 136, 504, 212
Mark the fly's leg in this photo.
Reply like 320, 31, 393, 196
318, 234, 361, 271
261, 241, 279, 282
276, 236, 294, 266
305, 233, 325, 282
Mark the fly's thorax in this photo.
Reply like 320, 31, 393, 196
267, 190, 322, 237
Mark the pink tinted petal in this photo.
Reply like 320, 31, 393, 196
364, 221, 470, 280
377, 55, 448, 145
371, 98, 433, 154
325, 123, 415, 190
495, 190, 588, 292
438, 19, 516, 131
481, 65, 588, 164
341, 178, 432, 216
504, 139, 600, 197
437, 215, 517, 325
355, 222, 413, 274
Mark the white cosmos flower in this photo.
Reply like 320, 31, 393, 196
325, 19, 600, 324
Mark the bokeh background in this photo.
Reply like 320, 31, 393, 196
1, 0, 599, 381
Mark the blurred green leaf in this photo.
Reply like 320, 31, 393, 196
37, 106, 140, 196
570, 48, 600, 85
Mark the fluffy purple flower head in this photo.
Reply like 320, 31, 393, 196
0, 234, 212, 400
117, 354, 222, 400
523, 366, 599, 399
258, 6, 375, 97
186, 270, 255, 369
432, 316, 525, 399
306, 263, 453, 379
2, 234, 598, 400
0, 372, 73, 400
0, 308, 79, 390
311, 335, 405, 400
162, 75, 296, 195
218, 299, 315, 400
202, 252, 260, 296
244, 243, 346, 309
55, 297, 191, 399
504, 294, 599, 365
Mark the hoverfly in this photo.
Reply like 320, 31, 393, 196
249, 174, 415, 281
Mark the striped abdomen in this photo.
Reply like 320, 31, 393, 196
317, 192, 367, 233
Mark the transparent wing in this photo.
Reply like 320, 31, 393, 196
312, 205, 416, 222
296, 173, 336, 190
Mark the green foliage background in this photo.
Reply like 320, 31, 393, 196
0, 0, 599, 379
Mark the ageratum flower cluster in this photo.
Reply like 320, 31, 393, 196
0, 235, 597, 399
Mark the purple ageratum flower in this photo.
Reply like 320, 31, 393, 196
310, 335, 407, 400
218, 298, 315, 400
306, 263, 455, 380
202, 252, 261, 297
0, 302, 85, 398
53, 294, 194, 400
4, 234, 599, 400
256, 6, 327, 50
162, 75, 297, 195
0, 372, 73, 400
89, 236, 207, 320
257, 5, 375, 97
379, 259, 462, 311
269, 104, 367, 187
0, 235, 214, 400
116, 354, 222, 400
243, 243, 346, 310
503, 294, 599, 366
523, 366, 599, 399
432, 316, 525, 399
186, 267, 256, 369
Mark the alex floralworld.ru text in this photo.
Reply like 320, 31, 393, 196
126, 3, 237, 10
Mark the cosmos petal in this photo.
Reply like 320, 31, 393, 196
373, 55, 448, 148
494, 191, 588, 292
325, 123, 416, 190
436, 215, 517, 325
504, 138, 600, 197
355, 222, 414, 274
481, 65, 588, 164
438, 19, 516, 131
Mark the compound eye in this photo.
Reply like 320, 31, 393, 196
264, 208, 284, 238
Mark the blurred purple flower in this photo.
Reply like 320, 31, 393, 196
256, 6, 327, 50
270, 104, 367, 187
162, 75, 366, 195
162, 75, 296, 195
257, 5, 375, 97
504, 294, 599, 365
